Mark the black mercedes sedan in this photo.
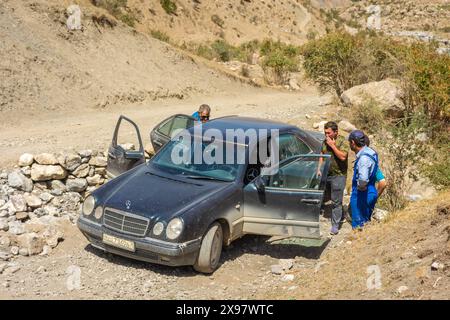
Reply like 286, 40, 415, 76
77, 115, 330, 273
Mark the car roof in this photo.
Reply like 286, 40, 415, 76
194, 116, 298, 133
183, 116, 321, 152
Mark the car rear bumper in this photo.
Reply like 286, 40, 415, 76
77, 216, 201, 267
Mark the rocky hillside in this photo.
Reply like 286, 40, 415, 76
88, 0, 334, 46
340, 0, 450, 35
0, 0, 249, 114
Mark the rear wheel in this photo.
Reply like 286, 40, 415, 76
193, 222, 223, 273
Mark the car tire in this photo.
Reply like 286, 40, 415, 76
193, 222, 223, 274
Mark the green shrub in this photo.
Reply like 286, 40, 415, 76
160, 0, 177, 15
402, 43, 450, 128
262, 51, 299, 84
238, 40, 260, 63
301, 32, 360, 96
378, 115, 428, 211
301, 32, 409, 96
150, 30, 170, 43
211, 40, 235, 62
425, 157, 450, 187
260, 39, 300, 58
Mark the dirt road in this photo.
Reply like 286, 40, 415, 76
0, 88, 333, 168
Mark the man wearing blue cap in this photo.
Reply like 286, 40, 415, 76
348, 130, 379, 229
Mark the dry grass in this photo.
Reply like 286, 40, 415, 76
263, 190, 450, 299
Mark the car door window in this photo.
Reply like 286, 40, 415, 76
171, 116, 194, 136
278, 134, 311, 162
268, 156, 324, 190
155, 115, 195, 138
156, 118, 173, 137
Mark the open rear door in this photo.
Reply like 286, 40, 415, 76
243, 154, 330, 239
106, 116, 145, 178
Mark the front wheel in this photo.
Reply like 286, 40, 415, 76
193, 222, 223, 273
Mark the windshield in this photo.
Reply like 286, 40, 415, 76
150, 138, 244, 182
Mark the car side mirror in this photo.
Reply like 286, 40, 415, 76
254, 176, 266, 193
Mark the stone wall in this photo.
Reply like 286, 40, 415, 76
0, 150, 109, 260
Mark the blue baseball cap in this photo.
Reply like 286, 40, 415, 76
348, 130, 366, 145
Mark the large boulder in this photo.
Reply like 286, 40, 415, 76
341, 79, 405, 114
31, 164, 67, 181
34, 153, 59, 165
338, 120, 357, 132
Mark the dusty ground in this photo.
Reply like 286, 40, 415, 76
1, 192, 448, 300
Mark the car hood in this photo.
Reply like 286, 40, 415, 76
102, 166, 234, 220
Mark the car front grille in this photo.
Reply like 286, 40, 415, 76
103, 208, 149, 237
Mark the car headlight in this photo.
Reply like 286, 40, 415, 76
82, 196, 95, 216
166, 218, 183, 240
153, 222, 164, 236
94, 206, 103, 220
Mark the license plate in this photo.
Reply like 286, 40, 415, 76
103, 233, 135, 252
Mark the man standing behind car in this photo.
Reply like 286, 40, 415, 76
317, 121, 349, 235
192, 104, 211, 124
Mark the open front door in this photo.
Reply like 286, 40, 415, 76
150, 114, 195, 153
243, 154, 330, 239
106, 116, 145, 178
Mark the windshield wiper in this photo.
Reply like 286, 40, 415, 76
182, 175, 229, 182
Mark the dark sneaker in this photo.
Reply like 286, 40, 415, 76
330, 226, 339, 235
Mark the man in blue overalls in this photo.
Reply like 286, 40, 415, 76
348, 130, 379, 229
